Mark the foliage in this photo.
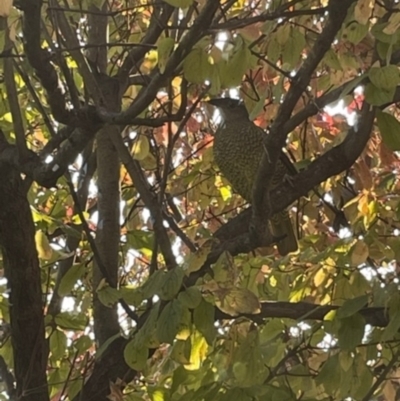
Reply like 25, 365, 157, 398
1, 0, 400, 401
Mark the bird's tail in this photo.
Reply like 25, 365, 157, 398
270, 211, 298, 256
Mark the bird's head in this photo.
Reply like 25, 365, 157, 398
207, 97, 250, 123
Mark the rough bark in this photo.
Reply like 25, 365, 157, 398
0, 161, 49, 401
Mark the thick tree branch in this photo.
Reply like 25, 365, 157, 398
252, 0, 356, 231
19, 0, 89, 128
85, 1, 121, 348
0, 160, 49, 401
0, 356, 16, 400
207, 103, 375, 262
216, 302, 388, 328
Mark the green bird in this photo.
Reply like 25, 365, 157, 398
208, 97, 298, 256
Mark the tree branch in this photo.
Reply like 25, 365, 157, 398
205, 103, 375, 264
215, 302, 388, 328
102, 0, 222, 124
251, 0, 356, 231
0, 157, 49, 401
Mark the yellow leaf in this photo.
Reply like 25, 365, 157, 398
219, 186, 231, 201
314, 267, 327, 287
132, 135, 150, 161
357, 194, 369, 216
185, 331, 208, 370
354, 0, 373, 25
35, 230, 53, 260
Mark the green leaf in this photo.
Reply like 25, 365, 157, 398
371, 22, 400, 43
285, 364, 314, 394
337, 314, 365, 350
156, 299, 184, 344
124, 393, 147, 401
218, 42, 251, 88
124, 338, 148, 370
282, 28, 306, 67
183, 48, 213, 84
266, 35, 282, 63
136, 303, 160, 348
382, 307, 400, 341
163, 0, 193, 8
120, 286, 143, 306
178, 287, 202, 309
49, 329, 67, 360
336, 295, 368, 319
96, 284, 120, 307
232, 331, 266, 386
127, 230, 154, 255
351, 355, 374, 399
74, 335, 92, 354
67, 376, 83, 401
170, 339, 191, 364
159, 266, 184, 300
369, 65, 400, 90
176, 305, 192, 341
316, 353, 341, 395
276, 24, 290, 45
364, 82, 395, 106
376, 110, 400, 151
259, 319, 285, 343
338, 351, 354, 372
141, 270, 165, 299
323, 50, 341, 70
342, 21, 369, 44
55, 312, 88, 331
184, 240, 214, 274
58, 264, 85, 296
193, 299, 216, 345
157, 37, 174, 74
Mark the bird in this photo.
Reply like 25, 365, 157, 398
208, 97, 298, 256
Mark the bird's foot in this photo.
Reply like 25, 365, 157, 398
283, 173, 295, 187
